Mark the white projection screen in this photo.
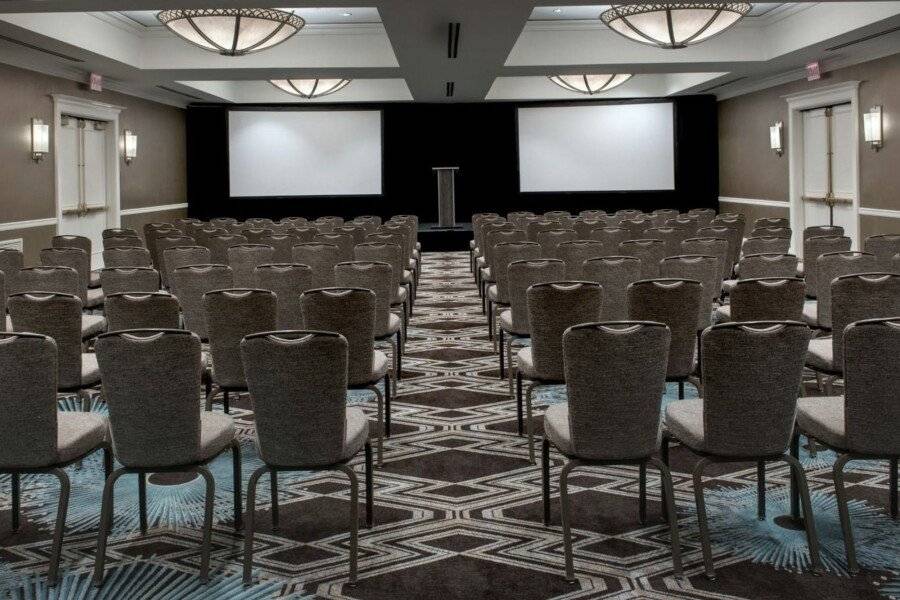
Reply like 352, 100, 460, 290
229, 109, 382, 197
517, 102, 675, 192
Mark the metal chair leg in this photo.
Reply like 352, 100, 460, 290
541, 438, 551, 526
384, 374, 392, 438
891, 457, 898, 518
659, 433, 671, 524
366, 384, 385, 467
639, 462, 647, 525
47, 468, 71, 587
223, 390, 230, 414
833, 453, 859, 574
650, 456, 683, 578
243, 465, 268, 586
395, 332, 403, 381
196, 466, 215, 583
559, 460, 578, 583
783, 453, 823, 574
790, 431, 801, 520
204, 384, 220, 412
516, 372, 523, 436
138, 473, 148, 535
93, 467, 128, 587
691, 458, 716, 580
506, 336, 515, 398
270, 471, 280, 532
11, 473, 20, 532
526, 383, 538, 464
232, 439, 243, 530
757, 461, 766, 521
336, 464, 360, 586
365, 442, 374, 528
499, 329, 505, 380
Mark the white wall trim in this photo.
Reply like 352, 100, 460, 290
0, 217, 58, 232
718, 196, 790, 208
859, 207, 900, 219
120, 203, 189, 216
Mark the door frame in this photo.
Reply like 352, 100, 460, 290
784, 80, 861, 256
51, 94, 124, 235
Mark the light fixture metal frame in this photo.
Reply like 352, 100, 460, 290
547, 74, 633, 95
269, 78, 352, 99
600, 3, 752, 50
157, 8, 305, 56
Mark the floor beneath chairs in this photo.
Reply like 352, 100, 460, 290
1, 251, 898, 599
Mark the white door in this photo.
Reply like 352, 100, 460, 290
801, 104, 858, 248
57, 116, 109, 269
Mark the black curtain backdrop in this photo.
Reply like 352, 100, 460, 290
186, 96, 718, 223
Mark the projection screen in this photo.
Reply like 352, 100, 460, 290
517, 102, 675, 192
228, 109, 382, 197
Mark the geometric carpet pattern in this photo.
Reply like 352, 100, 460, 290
1, 251, 899, 599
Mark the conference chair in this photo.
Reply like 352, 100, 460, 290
716, 277, 806, 323
259, 233, 299, 263
688, 208, 717, 226
0, 248, 24, 299
334, 225, 367, 245
291, 226, 319, 243
354, 242, 410, 338
582, 256, 642, 321
748, 226, 792, 240
864, 234, 900, 272
0, 332, 110, 586
741, 235, 791, 258
292, 242, 342, 288
170, 265, 234, 340
525, 220, 560, 243
711, 214, 747, 246
246, 217, 276, 229
206, 233, 249, 265
488, 242, 542, 364
103, 246, 152, 269
240, 330, 372, 586
660, 255, 721, 329
801, 233, 851, 284
102, 227, 140, 239
172, 218, 202, 233
643, 226, 688, 257
578, 209, 606, 220
314, 233, 355, 263
210, 217, 237, 228
518, 282, 602, 463
99, 267, 160, 296
52, 234, 99, 288
619, 239, 666, 278
280, 216, 309, 228
666, 216, 701, 238
12, 266, 106, 341
162, 246, 211, 289
803, 225, 844, 241
228, 244, 276, 288
536, 230, 577, 260
542, 321, 682, 582
697, 225, 741, 275
92, 329, 242, 587
152, 235, 196, 288
557, 239, 605, 281
254, 263, 313, 330
652, 208, 680, 226
242, 228, 274, 244
41, 247, 103, 309
192, 227, 227, 250
722, 252, 798, 294
683, 237, 729, 290
754, 217, 790, 229
144, 225, 180, 268
620, 218, 653, 239
482, 229, 529, 307
806, 251, 878, 328
572, 219, 607, 239
105, 292, 181, 331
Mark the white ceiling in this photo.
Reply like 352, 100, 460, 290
0, 1, 897, 107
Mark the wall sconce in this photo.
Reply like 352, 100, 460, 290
863, 106, 883, 151
769, 121, 783, 156
123, 130, 138, 164
31, 118, 49, 162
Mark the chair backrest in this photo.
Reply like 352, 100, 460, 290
0, 332, 60, 468
162, 246, 211, 288
748, 226, 792, 240
652, 208, 680, 224
831, 273, 900, 364
144, 226, 179, 267
741, 236, 791, 257
52, 234, 91, 256
192, 227, 227, 249
241, 331, 349, 467
334, 261, 393, 336
627, 279, 702, 379
254, 264, 313, 330
589, 227, 629, 250
579, 209, 606, 220
205, 289, 277, 389
246, 217, 276, 229
755, 217, 790, 229
206, 234, 249, 265
557, 240, 605, 280
228, 244, 276, 288
711, 214, 746, 247
864, 234, 900, 272
172, 218, 201, 233
314, 233, 355, 262
700, 321, 811, 457
506, 259, 565, 334
804, 225, 844, 241
8, 293, 82, 389
96, 330, 206, 468
291, 227, 319, 243
687, 208, 716, 227
573, 219, 607, 239
544, 210, 571, 221
804, 235, 852, 298
354, 242, 404, 297
738, 253, 798, 280
659, 255, 720, 328
815, 251, 879, 327
0, 249, 24, 296
242, 228, 274, 244
103, 246, 152, 269
642, 227, 687, 257
491, 242, 542, 303
103, 227, 139, 239
564, 322, 670, 460
210, 217, 237, 228
40, 247, 89, 303
842, 318, 900, 454
485, 229, 527, 268
259, 234, 299, 263
170, 265, 233, 340
697, 225, 741, 272
525, 220, 558, 243
301, 288, 376, 387
14, 266, 79, 297
105, 292, 181, 331
100, 267, 160, 296
682, 237, 729, 285
730, 278, 806, 322
619, 239, 666, 278
292, 243, 342, 288
666, 216, 701, 237
153, 235, 196, 285
334, 225, 367, 245
536, 229, 577, 260
527, 282, 603, 380
582, 256, 642, 321
620, 218, 653, 239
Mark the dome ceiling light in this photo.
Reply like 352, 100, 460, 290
600, 3, 751, 49
548, 74, 633, 95
157, 8, 305, 56
270, 78, 352, 99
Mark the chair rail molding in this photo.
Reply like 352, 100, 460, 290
718, 196, 790, 208
120, 203, 189, 216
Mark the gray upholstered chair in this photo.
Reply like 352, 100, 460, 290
642, 226, 687, 257
99, 267, 160, 296
0, 248, 23, 300
290, 226, 319, 243
41, 247, 103, 309
8, 293, 101, 410
803, 235, 852, 294
192, 226, 227, 250
716, 277, 806, 323
354, 242, 410, 335
620, 218, 653, 239
666, 216, 701, 237
204, 289, 277, 414
582, 256, 642, 321
228, 244, 276, 288
172, 218, 201, 233
301, 288, 390, 458
292, 243, 342, 288
797, 317, 900, 574
105, 292, 181, 331
170, 265, 234, 340
153, 235, 196, 286
572, 219, 607, 240
688, 208, 717, 227
518, 282, 602, 462
805, 251, 879, 328
144, 225, 179, 268
682, 237, 729, 290
0, 331, 110, 586
102, 246, 152, 269
210, 217, 237, 228
525, 220, 558, 243
536, 229, 577, 260
711, 214, 747, 258
663, 321, 821, 579
660, 255, 721, 329
259, 234, 299, 263
589, 226, 630, 251
93, 329, 242, 586
315, 233, 355, 262
741, 235, 791, 258
557, 240, 605, 280
723, 252, 798, 294
490, 242, 543, 363
103, 235, 144, 250
543, 321, 681, 581
544, 210, 571, 221
748, 226, 792, 240
804, 225, 844, 241
697, 225, 741, 275
241, 228, 274, 244
103, 227, 139, 239
205, 233, 249, 265
52, 235, 100, 288
240, 330, 372, 586
162, 246, 211, 290
12, 266, 106, 340
652, 208, 680, 225
334, 225, 367, 245
864, 234, 900, 272
254, 263, 313, 330
619, 239, 666, 278
755, 217, 790, 229
628, 279, 702, 398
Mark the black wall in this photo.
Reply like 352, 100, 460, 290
186, 96, 718, 222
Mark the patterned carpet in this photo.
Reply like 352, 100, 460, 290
2, 250, 900, 599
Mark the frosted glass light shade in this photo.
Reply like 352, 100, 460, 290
548, 74, 632, 95
600, 3, 751, 49
157, 8, 304, 56
124, 130, 138, 163
863, 106, 883, 150
31, 118, 49, 161
270, 79, 352, 99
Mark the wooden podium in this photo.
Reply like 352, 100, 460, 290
432, 166, 459, 229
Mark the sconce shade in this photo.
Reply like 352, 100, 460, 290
769, 121, 783, 155
863, 106, 883, 149
31, 118, 49, 161
124, 130, 138, 163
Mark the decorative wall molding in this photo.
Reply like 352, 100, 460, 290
718, 196, 790, 208
859, 206, 900, 219
0, 217, 58, 232
120, 203, 189, 216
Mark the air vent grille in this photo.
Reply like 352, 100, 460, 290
0, 34, 83, 62
447, 22, 460, 59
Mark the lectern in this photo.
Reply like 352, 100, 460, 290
432, 166, 459, 229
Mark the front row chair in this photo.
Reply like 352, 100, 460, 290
542, 322, 682, 581
796, 318, 900, 574
663, 321, 822, 580
93, 329, 242, 587
0, 332, 110, 586
240, 331, 373, 586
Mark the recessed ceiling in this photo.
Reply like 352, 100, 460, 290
119, 7, 382, 28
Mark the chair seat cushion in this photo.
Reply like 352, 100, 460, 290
714, 304, 731, 323
89, 270, 101, 288
57, 412, 108, 464
806, 336, 836, 373
480, 267, 493, 282
396, 286, 408, 303
722, 279, 737, 294
86, 286, 105, 309
377, 313, 402, 338
802, 301, 818, 327
342, 407, 370, 461
544, 403, 574, 456
82, 314, 107, 339
408, 259, 417, 271
487, 284, 499, 302
796, 262, 804, 277
82, 353, 101, 386
198, 411, 236, 461
796, 396, 846, 450
469, 240, 476, 249
665, 398, 706, 452
476, 257, 485, 268
499, 309, 528, 337
515, 347, 563, 383
403, 270, 412, 283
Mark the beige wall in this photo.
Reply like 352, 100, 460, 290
0, 62, 187, 263
718, 52, 900, 235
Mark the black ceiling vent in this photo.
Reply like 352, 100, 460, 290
0, 33, 83, 62
826, 25, 900, 51
697, 76, 747, 93
447, 22, 460, 58
157, 85, 205, 100
445, 81, 455, 97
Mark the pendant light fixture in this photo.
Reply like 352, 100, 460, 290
157, 8, 305, 56
600, 3, 751, 49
